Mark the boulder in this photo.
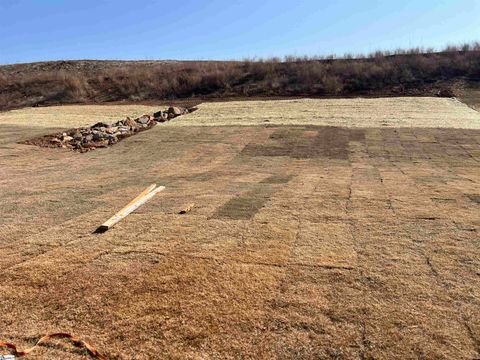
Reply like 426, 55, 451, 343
96, 140, 109, 148
33, 106, 186, 152
92, 131, 105, 141
167, 106, 183, 116
124, 117, 137, 128
91, 122, 109, 129
107, 134, 118, 144
72, 131, 83, 140
118, 126, 130, 133
137, 115, 151, 124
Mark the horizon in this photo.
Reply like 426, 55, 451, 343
1, 0, 479, 65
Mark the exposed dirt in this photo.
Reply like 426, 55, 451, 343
0, 111, 479, 359
456, 80, 480, 111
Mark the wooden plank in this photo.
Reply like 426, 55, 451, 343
95, 184, 165, 233
121, 183, 157, 210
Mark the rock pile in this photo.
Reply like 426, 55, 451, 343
25, 106, 195, 152
154, 106, 191, 122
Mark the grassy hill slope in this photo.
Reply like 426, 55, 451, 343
1, 46, 479, 111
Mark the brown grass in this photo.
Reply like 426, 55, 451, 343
0, 103, 479, 358
1, 43, 480, 111
170, 97, 480, 128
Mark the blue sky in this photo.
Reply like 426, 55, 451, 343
0, 0, 479, 64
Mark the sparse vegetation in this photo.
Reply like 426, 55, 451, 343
1, 43, 479, 111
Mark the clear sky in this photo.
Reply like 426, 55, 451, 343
0, 0, 479, 64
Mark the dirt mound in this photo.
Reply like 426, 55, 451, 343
23, 106, 195, 152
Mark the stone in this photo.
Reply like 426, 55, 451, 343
91, 122, 109, 129
107, 134, 118, 144
137, 115, 151, 124
92, 131, 105, 141
96, 140, 109, 147
168, 106, 183, 116
118, 126, 130, 133
124, 118, 137, 128
33, 107, 181, 152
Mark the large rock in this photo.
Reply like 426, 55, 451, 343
167, 106, 183, 116
124, 117, 137, 128
33, 106, 184, 152
91, 122, 109, 129
137, 115, 151, 124
107, 134, 118, 144
92, 131, 105, 141
117, 126, 130, 133
72, 131, 83, 140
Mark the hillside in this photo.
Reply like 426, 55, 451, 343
1, 47, 480, 111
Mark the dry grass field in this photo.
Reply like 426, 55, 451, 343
170, 97, 480, 128
0, 97, 479, 359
